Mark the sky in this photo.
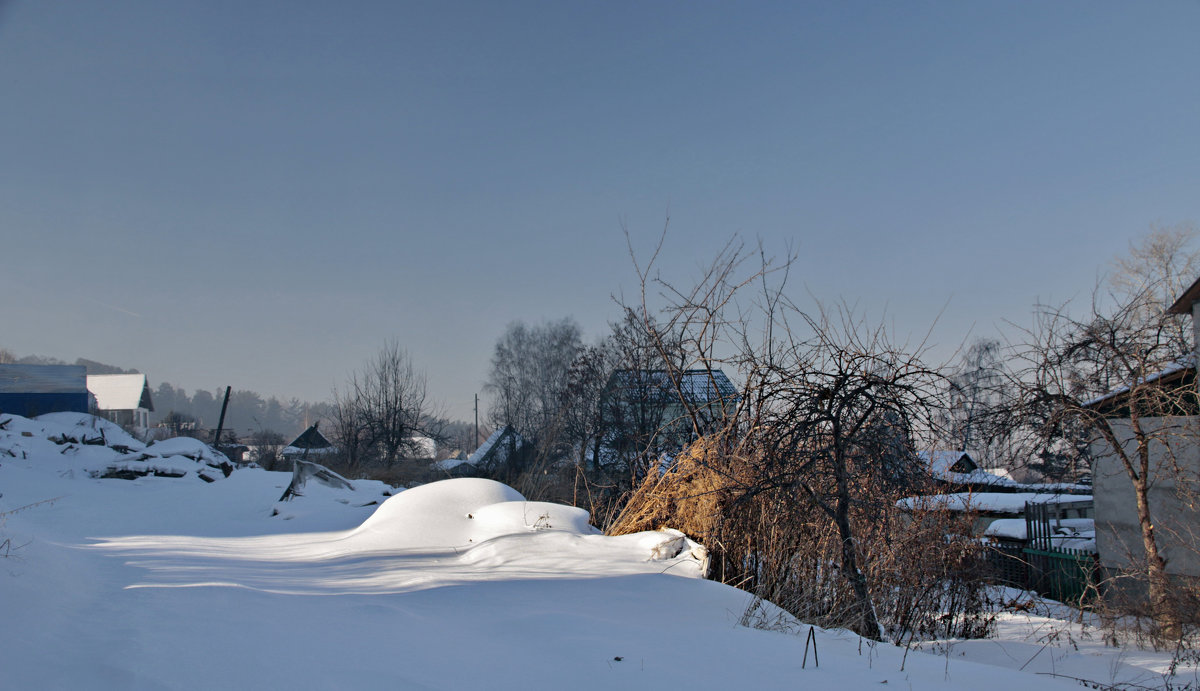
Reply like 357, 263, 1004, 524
1, 1, 1198, 421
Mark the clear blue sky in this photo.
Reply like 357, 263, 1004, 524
2, 1, 1198, 420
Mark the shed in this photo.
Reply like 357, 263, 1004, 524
0, 364, 89, 418
282, 423, 336, 460
467, 425, 526, 471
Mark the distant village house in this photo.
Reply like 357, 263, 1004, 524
87, 373, 154, 431
282, 423, 336, 461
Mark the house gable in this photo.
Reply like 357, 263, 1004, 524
87, 374, 154, 413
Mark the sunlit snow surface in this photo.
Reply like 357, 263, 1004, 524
91, 478, 707, 595
1, 413, 1194, 689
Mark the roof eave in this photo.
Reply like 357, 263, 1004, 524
1167, 275, 1200, 315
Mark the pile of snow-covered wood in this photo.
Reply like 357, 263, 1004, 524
0, 412, 234, 482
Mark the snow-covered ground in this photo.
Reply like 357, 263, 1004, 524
914, 593, 1200, 691
1, 413, 1194, 689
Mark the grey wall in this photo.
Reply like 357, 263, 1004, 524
1091, 416, 1200, 578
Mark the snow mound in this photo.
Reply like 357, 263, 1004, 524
471, 500, 595, 537
356, 478, 535, 547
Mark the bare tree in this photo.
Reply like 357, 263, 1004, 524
734, 300, 946, 637
246, 428, 287, 471
560, 341, 615, 476
594, 308, 689, 485
613, 232, 947, 642
942, 339, 1004, 452
329, 380, 371, 469
484, 319, 583, 451
339, 341, 438, 468
1111, 223, 1199, 348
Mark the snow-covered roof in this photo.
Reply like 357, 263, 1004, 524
407, 436, 436, 460
918, 450, 977, 476
87, 374, 153, 412
468, 425, 523, 465
287, 424, 332, 450
1080, 355, 1195, 409
897, 492, 1093, 514
435, 456, 474, 471
984, 517, 1094, 542
917, 450, 1090, 493
282, 445, 337, 457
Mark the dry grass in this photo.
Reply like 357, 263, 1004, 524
607, 436, 744, 541
606, 434, 997, 642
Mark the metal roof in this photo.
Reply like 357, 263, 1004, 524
606, 369, 739, 405
0, 364, 87, 394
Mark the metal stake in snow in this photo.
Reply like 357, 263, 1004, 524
802, 626, 819, 669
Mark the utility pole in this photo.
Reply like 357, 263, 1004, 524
213, 385, 231, 448
474, 393, 479, 448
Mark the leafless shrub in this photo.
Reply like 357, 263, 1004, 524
610, 432, 996, 642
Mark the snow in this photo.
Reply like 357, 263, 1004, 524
1081, 355, 1195, 408
281, 444, 337, 457
918, 450, 1090, 493
983, 518, 1097, 552
941, 470, 1091, 493
146, 436, 227, 462
9, 411, 145, 450
898, 492, 1093, 514
913, 590, 1198, 690
434, 455, 473, 470
920, 449, 975, 476
0, 413, 1193, 689
406, 435, 436, 459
